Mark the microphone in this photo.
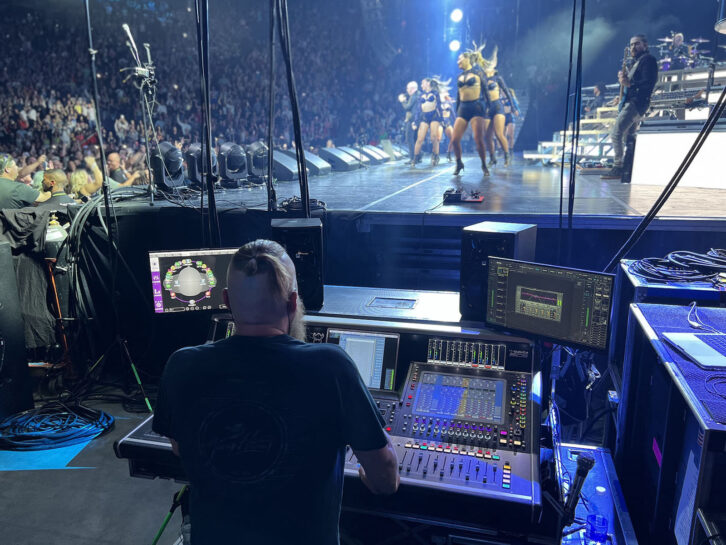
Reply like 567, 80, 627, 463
563, 453, 595, 525
122, 23, 140, 64
143, 43, 152, 66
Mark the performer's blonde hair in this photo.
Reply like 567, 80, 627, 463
479, 44, 498, 73
461, 41, 486, 69
426, 76, 451, 98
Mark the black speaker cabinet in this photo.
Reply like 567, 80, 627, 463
0, 242, 33, 419
459, 222, 537, 321
271, 218, 324, 311
278, 149, 332, 176
337, 147, 371, 167
318, 148, 360, 171
272, 152, 309, 181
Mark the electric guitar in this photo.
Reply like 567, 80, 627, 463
617, 46, 631, 112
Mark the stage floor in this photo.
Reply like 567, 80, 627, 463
205, 153, 726, 219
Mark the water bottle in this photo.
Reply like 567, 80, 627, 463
585, 485, 609, 544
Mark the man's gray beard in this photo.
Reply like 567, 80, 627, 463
289, 297, 307, 341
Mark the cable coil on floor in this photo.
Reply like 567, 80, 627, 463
0, 401, 114, 451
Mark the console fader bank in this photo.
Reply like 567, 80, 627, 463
116, 315, 543, 533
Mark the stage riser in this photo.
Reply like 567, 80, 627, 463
632, 120, 726, 189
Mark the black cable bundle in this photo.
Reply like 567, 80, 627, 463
668, 250, 726, 274
66, 187, 156, 375
628, 249, 726, 283
0, 401, 114, 451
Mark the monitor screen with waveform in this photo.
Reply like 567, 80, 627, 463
149, 248, 238, 313
485, 257, 614, 351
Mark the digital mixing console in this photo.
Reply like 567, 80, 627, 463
345, 359, 537, 502
116, 315, 544, 534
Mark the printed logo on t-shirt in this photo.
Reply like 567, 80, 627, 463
197, 402, 287, 484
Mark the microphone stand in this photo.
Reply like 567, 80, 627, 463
80, 2, 153, 413
82, 0, 113, 265
194, 0, 221, 247
266, 0, 278, 212
120, 26, 158, 206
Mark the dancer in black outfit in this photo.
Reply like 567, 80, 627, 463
481, 48, 517, 167
451, 45, 491, 176
412, 78, 449, 167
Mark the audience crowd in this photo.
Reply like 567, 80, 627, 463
0, 0, 411, 193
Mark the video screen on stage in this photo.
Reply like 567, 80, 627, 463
327, 329, 399, 391
149, 248, 238, 313
486, 258, 614, 351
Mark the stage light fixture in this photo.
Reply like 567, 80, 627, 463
219, 142, 247, 187
151, 141, 185, 189
449, 40, 461, 52
717, 0, 726, 34
184, 142, 218, 187
245, 140, 269, 183
450, 9, 463, 23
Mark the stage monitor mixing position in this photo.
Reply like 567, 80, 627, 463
150, 248, 238, 313
486, 258, 613, 351
327, 329, 399, 391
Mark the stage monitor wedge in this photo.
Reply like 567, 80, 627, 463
318, 147, 360, 171
337, 146, 371, 166
278, 149, 332, 176
272, 152, 309, 182
352, 146, 384, 165
391, 144, 409, 159
486, 257, 614, 352
364, 145, 391, 161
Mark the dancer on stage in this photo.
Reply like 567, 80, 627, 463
412, 77, 449, 167
500, 89, 520, 154
439, 91, 455, 162
481, 48, 517, 167
451, 44, 491, 176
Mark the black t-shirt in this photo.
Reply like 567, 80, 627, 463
36, 192, 76, 213
152, 334, 387, 545
109, 168, 127, 183
0, 177, 40, 209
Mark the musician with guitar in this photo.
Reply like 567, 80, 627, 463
602, 35, 658, 181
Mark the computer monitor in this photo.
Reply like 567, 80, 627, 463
485, 257, 614, 351
327, 329, 399, 392
150, 248, 238, 313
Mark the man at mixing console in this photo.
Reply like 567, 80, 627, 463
152, 239, 399, 544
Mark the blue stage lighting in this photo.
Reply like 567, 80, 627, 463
450, 9, 463, 23
449, 40, 461, 52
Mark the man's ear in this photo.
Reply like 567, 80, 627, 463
287, 291, 298, 314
